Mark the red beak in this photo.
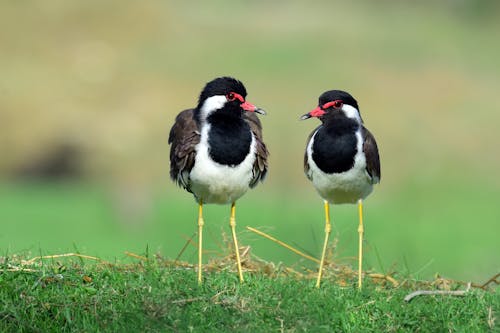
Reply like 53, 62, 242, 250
300, 106, 326, 120
241, 101, 266, 115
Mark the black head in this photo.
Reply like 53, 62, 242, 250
197, 77, 247, 109
301, 89, 362, 123
318, 90, 359, 111
195, 77, 265, 121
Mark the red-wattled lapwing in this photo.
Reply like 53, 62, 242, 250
301, 90, 380, 288
168, 77, 268, 284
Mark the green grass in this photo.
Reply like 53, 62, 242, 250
1, 257, 498, 332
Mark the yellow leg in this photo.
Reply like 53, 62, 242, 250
357, 199, 364, 289
229, 202, 244, 282
197, 200, 204, 285
316, 200, 331, 288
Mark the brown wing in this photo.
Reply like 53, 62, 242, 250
304, 126, 321, 180
168, 109, 201, 191
243, 112, 269, 187
362, 126, 381, 184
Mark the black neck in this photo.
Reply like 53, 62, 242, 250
206, 111, 252, 166
312, 117, 360, 174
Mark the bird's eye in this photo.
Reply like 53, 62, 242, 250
227, 92, 236, 101
322, 100, 343, 110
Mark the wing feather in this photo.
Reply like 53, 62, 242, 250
362, 126, 381, 184
243, 112, 269, 188
168, 109, 201, 191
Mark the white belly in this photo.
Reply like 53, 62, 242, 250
306, 130, 373, 204
189, 125, 256, 204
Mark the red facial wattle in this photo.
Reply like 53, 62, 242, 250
321, 100, 343, 110
227, 92, 245, 103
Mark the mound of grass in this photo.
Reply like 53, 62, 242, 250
1, 254, 497, 332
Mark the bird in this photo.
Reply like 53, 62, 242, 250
168, 76, 268, 284
301, 90, 380, 289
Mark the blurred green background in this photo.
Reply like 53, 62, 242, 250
1, 1, 499, 281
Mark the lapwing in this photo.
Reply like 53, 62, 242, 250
301, 90, 380, 288
168, 77, 268, 283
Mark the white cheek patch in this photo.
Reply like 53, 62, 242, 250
199, 95, 227, 121
342, 104, 362, 123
